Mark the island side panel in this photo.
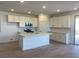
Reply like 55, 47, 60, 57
20, 34, 50, 51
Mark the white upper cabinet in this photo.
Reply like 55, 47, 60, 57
15, 16, 20, 22
50, 15, 70, 27
19, 16, 26, 22
8, 15, 20, 22
8, 15, 38, 27
8, 15, 15, 22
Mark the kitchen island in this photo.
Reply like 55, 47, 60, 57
19, 32, 51, 51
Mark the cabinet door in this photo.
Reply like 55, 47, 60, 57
52, 17, 59, 27
61, 16, 70, 27
8, 15, 15, 22
19, 16, 26, 22
51, 15, 70, 27
15, 16, 20, 22
52, 32, 66, 43
58, 16, 70, 27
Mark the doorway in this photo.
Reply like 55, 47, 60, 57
75, 16, 79, 45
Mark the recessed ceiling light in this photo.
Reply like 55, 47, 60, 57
74, 7, 77, 10
42, 5, 46, 9
20, 0, 24, 3
11, 9, 14, 11
28, 11, 31, 14
57, 9, 60, 12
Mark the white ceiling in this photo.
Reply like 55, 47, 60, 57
0, 1, 79, 15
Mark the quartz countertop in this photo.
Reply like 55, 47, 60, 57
19, 32, 52, 37
50, 27, 71, 33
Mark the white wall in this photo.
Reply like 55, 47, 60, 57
0, 11, 37, 43
0, 15, 19, 43
38, 14, 50, 32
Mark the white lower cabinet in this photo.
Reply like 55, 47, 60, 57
50, 32, 70, 44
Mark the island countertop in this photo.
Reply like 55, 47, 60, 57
19, 32, 52, 37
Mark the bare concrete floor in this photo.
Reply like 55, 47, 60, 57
0, 41, 79, 58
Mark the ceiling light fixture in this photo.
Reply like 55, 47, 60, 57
74, 7, 77, 10
42, 5, 46, 9
28, 11, 31, 14
20, 0, 24, 3
57, 9, 60, 12
11, 9, 14, 11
